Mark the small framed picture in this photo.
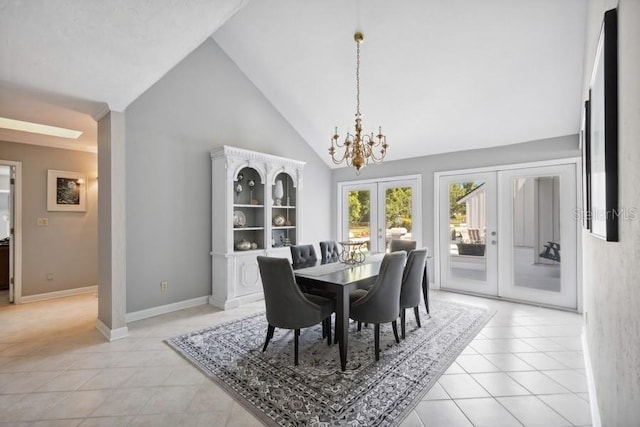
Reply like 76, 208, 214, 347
47, 170, 87, 212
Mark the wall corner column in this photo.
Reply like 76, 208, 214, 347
96, 111, 128, 340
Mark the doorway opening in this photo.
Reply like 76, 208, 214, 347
0, 160, 22, 304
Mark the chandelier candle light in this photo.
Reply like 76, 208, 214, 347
329, 32, 388, 174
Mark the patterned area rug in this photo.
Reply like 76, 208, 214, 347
167, 300, 493, 426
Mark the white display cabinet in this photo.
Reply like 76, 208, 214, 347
210, 146, 304, 309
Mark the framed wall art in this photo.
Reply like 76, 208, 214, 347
47, 170, 87, 212
581, 99, 591, 230
588, 8, 618, 241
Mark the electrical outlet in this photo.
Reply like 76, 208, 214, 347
160, 281, 168, 291
46, 273, 54, 281
37, 217, 49, 226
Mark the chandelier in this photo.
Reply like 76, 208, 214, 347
329, 32, 388, 174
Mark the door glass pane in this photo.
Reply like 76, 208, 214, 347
384, 186, 413, 251
448, 181, 487, 281
511, 177, 561, 292
347, 190, 371, 251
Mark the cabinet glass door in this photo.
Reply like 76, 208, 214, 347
271, 172, 297, 248
232, 167, 264, 251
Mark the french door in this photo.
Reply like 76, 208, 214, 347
438, 172, 499, 295
339, 176, 421, 253
438, 163, 578, 309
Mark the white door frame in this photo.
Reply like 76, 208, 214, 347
337, 174, 422, 252
0, 160, 22, 304
434, 158, 582, 312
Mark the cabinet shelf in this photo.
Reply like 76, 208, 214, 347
272, 205, 296, 209
272, 226, 296, 230
234, 248, 264, 254
234, 204, 265, 208
233, 226, 264, 231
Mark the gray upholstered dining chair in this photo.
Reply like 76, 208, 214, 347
319, 241, 341, 263
349, 251, 407, 361
389, 239, 416, 254
290, 244, 318, 267
257, 256, 334, 365
399, 248, 428, 339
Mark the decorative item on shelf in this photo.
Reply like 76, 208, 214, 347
285, 179, 290, 207
329, 32, 388, 175
274, 180, 284, 206
284, 218, 292, 226
233, 210, 246, 227
248, 180, 257, 204
273, 214, 286, 226
235, 183, 243, 204
235, 239, 251, 251
338, 240, 367, 264
284, 237, 291, 246
251, 242, 258, 250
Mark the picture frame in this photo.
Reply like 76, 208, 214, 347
588, 8, 618, 241
580, 99, 591, 230
47, 170, 87, 212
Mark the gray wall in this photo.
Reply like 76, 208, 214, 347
581, 1, 640, 425
0, 141, 98, 296
331, 135, 580, 270
125, 38, 331, 313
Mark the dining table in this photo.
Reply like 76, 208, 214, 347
293, 253, 384, 371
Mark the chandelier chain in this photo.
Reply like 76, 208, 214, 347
355, 39, 360, 117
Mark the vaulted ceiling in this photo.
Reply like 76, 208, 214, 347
0, 0, 586, 164
0, 0, 248, 152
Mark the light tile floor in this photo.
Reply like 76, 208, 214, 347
0, 290, 592, 426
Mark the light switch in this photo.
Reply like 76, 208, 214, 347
37, 217, 49, 226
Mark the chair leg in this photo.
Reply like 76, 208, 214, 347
262, 325, 275, 352
374, 324, 381, 361
357, 321, 362, 331
391, 320, 400, 344
414, 306, 422, 328
401, 308, 406, 339
326, 317, 332, 346
322, 320, 327, 339
294, 329, 300, 366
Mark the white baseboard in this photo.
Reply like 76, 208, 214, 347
96, 318, 129, 341
208, 292, 264, 310
582, 328, 602, 427
208, 295, 239, 310
19, 285, 98, 303
126, 296, 209, 322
